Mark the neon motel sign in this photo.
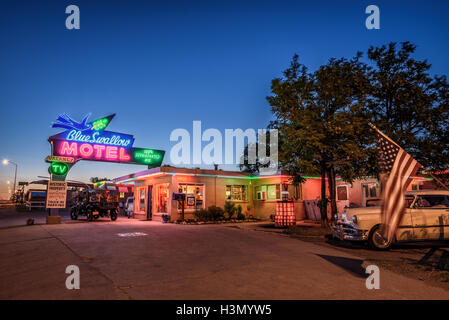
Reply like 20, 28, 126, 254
47, 113, 165, 170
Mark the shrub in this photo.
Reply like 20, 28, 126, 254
224, 201, 236, 219
194, 208, 209, 221
208, 206, 225, 221
237, 212, 245, 220
236, 205, 244, 220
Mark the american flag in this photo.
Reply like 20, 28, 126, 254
370, 124, 422, 242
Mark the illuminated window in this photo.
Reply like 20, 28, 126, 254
267, 184, 280, 200
254, 184, 281, 200
363, 183, 378, 198
225, 185, 248, 201
178, 184, 204, 210
287, 184, 301, 200
155, 183, 170, 213
137, 187, 145, 212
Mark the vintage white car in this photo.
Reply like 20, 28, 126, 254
332, 190, 449, 250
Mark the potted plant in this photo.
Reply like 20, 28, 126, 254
161, 214, 170, 223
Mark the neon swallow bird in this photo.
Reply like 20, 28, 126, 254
52, 113, 92, 131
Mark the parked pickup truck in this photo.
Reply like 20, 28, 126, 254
25, 190, 47, 211
332, 190, 449, 250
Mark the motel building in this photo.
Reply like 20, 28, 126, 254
113, 165, 435, 222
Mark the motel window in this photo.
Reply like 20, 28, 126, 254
362, 183, 378, 198
226, 185, 248, 201
287, 184, 301, 200
267, 184, 280, 200
178, 184, 205, 210
254, 184, 281, 200
137, 187, 146, 212
155, 183, 170, 213
411, 183, 420, 191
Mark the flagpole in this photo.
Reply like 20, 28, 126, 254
368, 123, 401, 148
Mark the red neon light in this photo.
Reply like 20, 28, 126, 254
79, 143, 94, 157
60, 141, 78, 156
106, 146, 118, 160
93, 145, 105, 158
119, 148, 130, 161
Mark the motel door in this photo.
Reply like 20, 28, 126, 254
336, 185, 350, 213
146, 185, 153, 220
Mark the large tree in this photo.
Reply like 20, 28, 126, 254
243, 42, 449, 225
267, 54, 376, 225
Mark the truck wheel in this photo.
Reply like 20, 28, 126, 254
110, 210, 117, 221
368, 225, 391, 250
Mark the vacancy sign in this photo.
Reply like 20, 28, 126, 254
46, 181, 68, 208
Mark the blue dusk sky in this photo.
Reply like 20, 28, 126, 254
0, 0, 448, 197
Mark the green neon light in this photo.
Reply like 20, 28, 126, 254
91, 117, 110, 131
132, 148, 165, 166
49, 162, 69, 176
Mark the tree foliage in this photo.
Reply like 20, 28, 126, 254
253, 41, 449, 223
366, 41, 449, 181
267, 53, 376, 222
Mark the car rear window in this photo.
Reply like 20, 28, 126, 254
415, 195, 449, 208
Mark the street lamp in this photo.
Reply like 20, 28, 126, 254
3, 159, 18, 198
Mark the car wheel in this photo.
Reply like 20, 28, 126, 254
368, 225, 391, 250
110, 210, 117, 221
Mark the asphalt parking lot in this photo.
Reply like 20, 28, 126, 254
1, 207, 449, 300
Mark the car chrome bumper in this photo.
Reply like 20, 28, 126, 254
331, 223, 368, 241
